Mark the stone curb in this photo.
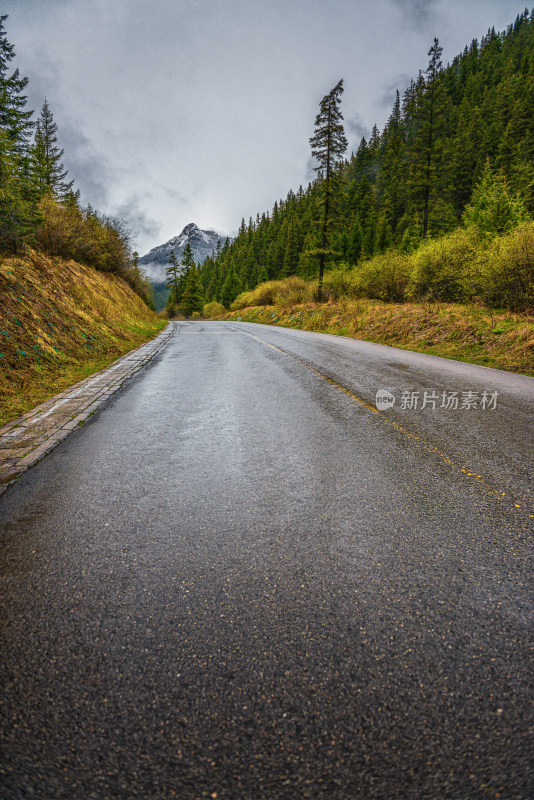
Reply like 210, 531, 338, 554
0, 322, 176, 496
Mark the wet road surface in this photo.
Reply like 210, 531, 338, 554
1, 321, 533, 799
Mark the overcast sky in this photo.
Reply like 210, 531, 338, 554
4, 0, 527, 254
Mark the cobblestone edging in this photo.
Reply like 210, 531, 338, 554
0, 322, 176, 496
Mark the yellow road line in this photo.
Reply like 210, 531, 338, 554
235, 327, 534, 522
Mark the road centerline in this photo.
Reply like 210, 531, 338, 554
233, 325, 534, 521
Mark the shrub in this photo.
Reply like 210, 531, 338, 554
321, 266, 362, 300
231, 282, 275, 309
481, 222, 534, 310
408, 228, 480, 302
203, 301, 225, 318
231, 277, 311, 309
355, 252, 411, 302
35, 193, 154, 305
226, 220, 534, 313
272, 276, 310, 305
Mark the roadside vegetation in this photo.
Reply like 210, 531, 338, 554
0, 16, 164, 425
229, 219, 534, 313
197, 13, 534, 313
224, 296, 534, 376
0, 251, 165, 426
0, 15, 154, 308
214, 216, 534, 375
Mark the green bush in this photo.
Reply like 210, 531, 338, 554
273, 276, 311, 305
231, 276, 311, 309
231, 281, 277, 309
408, 228, 480, 302
229, 220, 534, 313
203, 301, 225, 318
480, 222, 534, 310
356, 251, 411, 302
321, 265, 362, 300
34, 193, 154, 306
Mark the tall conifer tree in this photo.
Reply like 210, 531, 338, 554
0, 15, 35, 251
0, 15, 33, 152
182, 266, 204, 316
408, 38, 450, 237
31, 99, 73, 199
309, 79, 348, 300
165, 248, 180, 303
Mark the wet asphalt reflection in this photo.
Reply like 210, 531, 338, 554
1, 321, 533, 799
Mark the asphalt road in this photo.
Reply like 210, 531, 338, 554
1, 321, 533, 799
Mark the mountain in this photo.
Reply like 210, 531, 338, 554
139, 223, 227, 282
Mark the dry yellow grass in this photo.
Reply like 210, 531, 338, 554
0, 249, 165, 425
226, 299, 534, 375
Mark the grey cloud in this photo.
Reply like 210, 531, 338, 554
114, 197, 161, 250
305, 157, 319, 183
390, 0, 440, 27
14, 53, 58, 127
345, 114, 370, 153
163, 186, 189, 205
380, 74, 412, 109
346, 113, 370, 142
140, 262, 166, 282
21, 55, 111, 210
59, 121, 112, 209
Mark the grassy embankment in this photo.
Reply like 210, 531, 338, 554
0, 249, 166, 426
224, 298, 534, 375
219, 223, 534, 375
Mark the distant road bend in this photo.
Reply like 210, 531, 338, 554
1, 321, 533, 799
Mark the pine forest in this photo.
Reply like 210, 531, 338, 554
196, 11, 534, 314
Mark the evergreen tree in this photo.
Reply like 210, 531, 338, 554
462, 160, 528, 234
182, 266, 204, 316
0, 15, 33, 153
31, 99, 73, 199
380, 90, 407, 231
0, 15, 36, 251
240, 242, 257, 288
181, 241, 196, 271
347, 217, 364, 264
408, 38, 450, 238
282, 220, 300, 276
375, 210, 394, 253
309, 79, 348, 299
257, 264, 268, 284
220, 267, 242, 308
165, 248, 181, 303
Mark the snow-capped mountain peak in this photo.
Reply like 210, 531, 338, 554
139, 223, 230, 282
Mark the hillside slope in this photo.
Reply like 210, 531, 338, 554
225, 299, 534, 376
0, 250, 165, 425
